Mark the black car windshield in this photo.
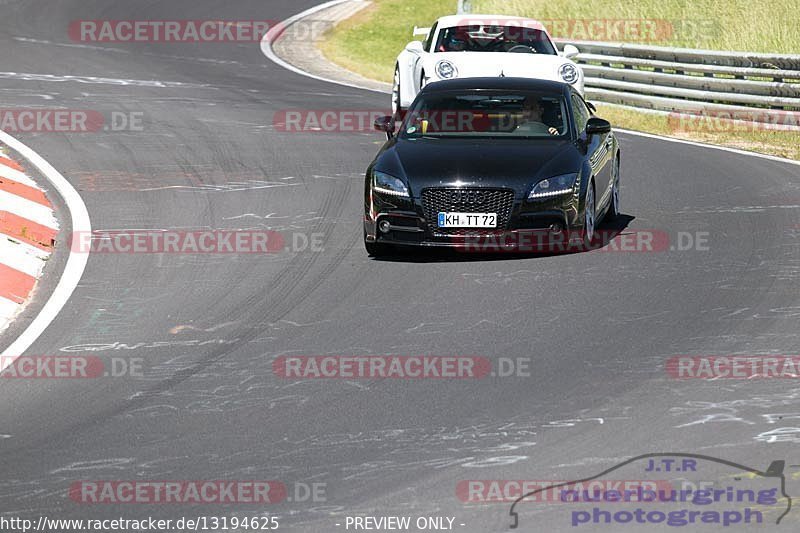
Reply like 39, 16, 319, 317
435, 25, 557, 54
401, 91, 569, 139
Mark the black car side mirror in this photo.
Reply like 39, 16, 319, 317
586, 117, 611, 135
374, 115, 395, 139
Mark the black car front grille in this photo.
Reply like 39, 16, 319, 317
421, 188, 515, 236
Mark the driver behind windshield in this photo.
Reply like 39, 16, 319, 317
444, 35, 466, 51
516, 97, 560, 136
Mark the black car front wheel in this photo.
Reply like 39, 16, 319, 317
582, 181, 596, 249
365, 238, 389, 257
607, 156, 621, 220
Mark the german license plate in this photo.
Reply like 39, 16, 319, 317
437, 212, 497, 228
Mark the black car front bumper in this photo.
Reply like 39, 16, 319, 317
365, 187, 583, 250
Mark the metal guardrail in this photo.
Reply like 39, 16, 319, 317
552, 39, 800, 124
454, 1, 798, 124
577, 54, 800, 83
556, 40, 800, 70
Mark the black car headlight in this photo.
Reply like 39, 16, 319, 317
528, 173, 578, 200
559, 63, 579, 84
372, 170, 409, 198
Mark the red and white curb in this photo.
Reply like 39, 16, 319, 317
0, 130, 90, 371
0, 149, 58, 333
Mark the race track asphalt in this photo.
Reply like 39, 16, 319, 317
0, 1, 799, 531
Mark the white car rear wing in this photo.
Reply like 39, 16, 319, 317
412, 26, 431, 37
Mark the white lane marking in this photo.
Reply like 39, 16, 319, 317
262, 1, 800, 170
0, 131, 92, 369
0, 163, 40, 188
0, 189, 59, 229
13, 36, 132, 54
0, 236, 49, 277
13, 37, 243, 66
260, 0, 383, 93
615, 128, 800, 168
0, 71, 206, 88
674, 205, 800, 214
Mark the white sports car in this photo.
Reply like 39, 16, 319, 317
392, 15, 583, 115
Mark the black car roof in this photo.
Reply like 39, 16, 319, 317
420, 77, 570, 94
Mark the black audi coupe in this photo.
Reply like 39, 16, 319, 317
364, 77, 620, 256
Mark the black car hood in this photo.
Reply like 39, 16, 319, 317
374, 137, 582, 197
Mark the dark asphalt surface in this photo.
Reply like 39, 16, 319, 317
0, 1, 799, 531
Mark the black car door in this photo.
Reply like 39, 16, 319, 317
572, 92, 612, 210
